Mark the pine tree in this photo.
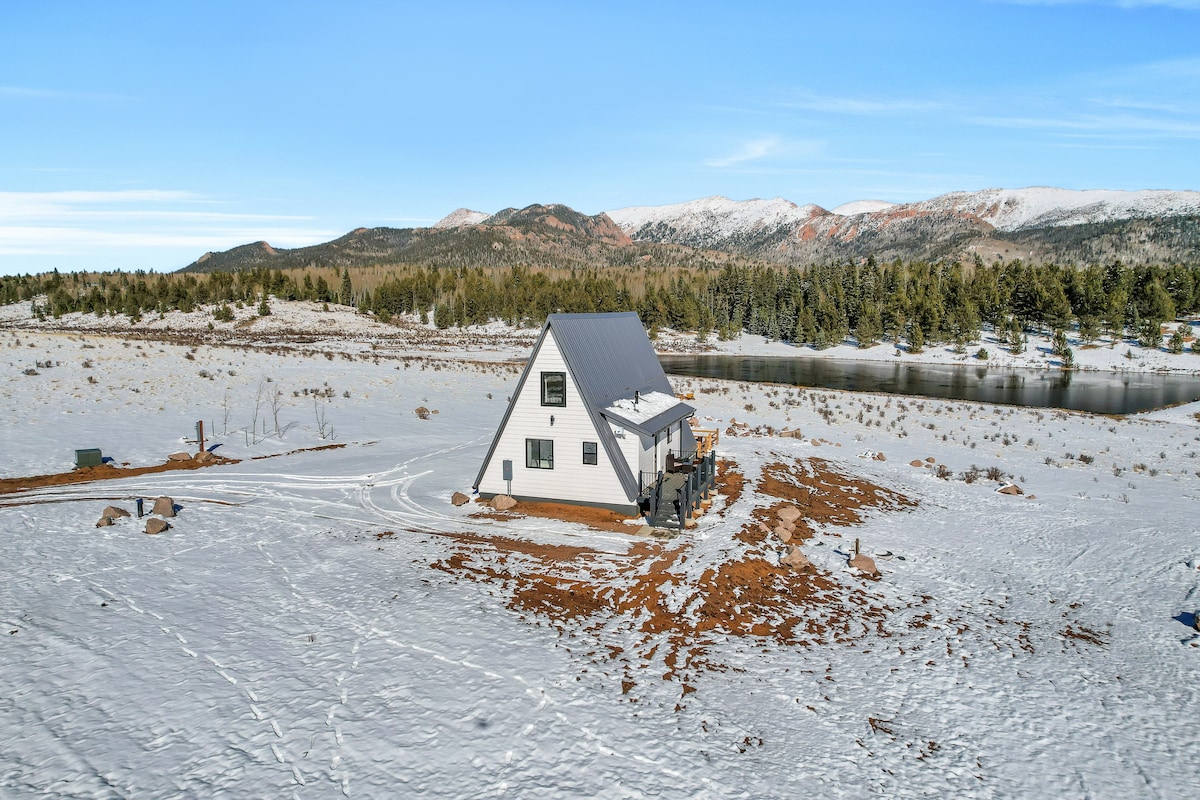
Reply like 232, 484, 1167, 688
855, 302, 883, 348
1051, 328, 1069, 358
908, 323, 925, 354
340, 268, 353, 307
258, 295, 271, 316
1168, 325, 1186, 354
1137, 318, 1162, 349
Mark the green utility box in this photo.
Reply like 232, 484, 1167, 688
74, 448, 103, 468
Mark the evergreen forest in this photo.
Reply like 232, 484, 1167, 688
3, 257, 1198, 352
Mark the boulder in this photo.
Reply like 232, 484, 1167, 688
151, 496, 177, 517
780, 546, 811, 570
102, 505, 130, 519
874, 452, 886, 462
909, 460, 924, 468
998, 484, 1024, 496
925, 456, 936, 463
756, 520, 771, 534
777, 505, 801, 524
849, 553, 879, 576
96, 516, 114, 528
167, 452, 192, 462
490, 494, 517, 511
414, 406, 431, 420
145, 518, 170, 535
450, 491, 471, 507
194, 450, 215, 464
774, 526, 792, 543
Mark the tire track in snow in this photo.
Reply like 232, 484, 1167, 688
85, 579, 305, 789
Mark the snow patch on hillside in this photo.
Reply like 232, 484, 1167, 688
607, 195, 826, 243
433, 208, 490, 228
918, 187, 1200, 231
831, 200, 896, 216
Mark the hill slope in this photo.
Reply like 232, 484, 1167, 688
182, 205, 644, 273
182, 188, 1200, 274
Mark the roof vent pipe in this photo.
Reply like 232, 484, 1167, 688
634, 390, 639, 409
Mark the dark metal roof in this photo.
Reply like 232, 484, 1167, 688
473, 312, 693, 501
547, 312, 677, 407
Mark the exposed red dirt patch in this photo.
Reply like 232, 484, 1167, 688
432, 457, 916, 696
739, 458, 916, 545
0, 455, 239, 496
470, 499, 637, 534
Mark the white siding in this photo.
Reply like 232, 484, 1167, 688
636, 431, 657, 484
478, 331, 632, 507
609, 420, 643, 491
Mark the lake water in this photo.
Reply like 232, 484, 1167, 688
659, 355, 1200, 415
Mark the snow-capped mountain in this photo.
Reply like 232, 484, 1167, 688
906, 187, 1200, 232
433, 208, 489, 228
188, 187, 1200, 274
605, 187, 1200, 263
606, 196, 826, 251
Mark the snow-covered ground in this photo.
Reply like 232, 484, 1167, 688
3, 297, 1198, 374
3, 309, 1200, 798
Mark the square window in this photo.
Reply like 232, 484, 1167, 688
541, 372, 566, 407
582, 441, 598, 465
526, 438, 554, 469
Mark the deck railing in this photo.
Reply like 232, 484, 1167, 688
640, 450, 718, 531
691, 427, 719, 458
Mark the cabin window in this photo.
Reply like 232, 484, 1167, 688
540, 372, 566, 406
582, 441, 598, 465
526, 438, 554, 469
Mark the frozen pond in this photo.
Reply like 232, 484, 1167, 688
660, 355, 1200, 414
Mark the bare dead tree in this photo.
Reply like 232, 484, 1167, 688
314, 398, 331, 440
250, 380, 267, 444
269, 387, 284, 435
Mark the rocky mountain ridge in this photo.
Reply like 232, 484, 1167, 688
183, 188, 1200, 273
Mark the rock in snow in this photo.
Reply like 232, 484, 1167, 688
490, 494, 517, 511
151, 496, 177, 517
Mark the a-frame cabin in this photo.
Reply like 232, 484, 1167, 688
474, 312, 699, 515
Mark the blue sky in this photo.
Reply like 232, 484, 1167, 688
2, 0, 1198, 275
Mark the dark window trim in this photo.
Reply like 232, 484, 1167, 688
582, 441, 598, 465
526, 438, 554, 469
540, 371, 566, 407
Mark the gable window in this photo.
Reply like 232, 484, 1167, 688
582, 441, 598, 465
541, 372, 566, 407
526, 438, 554, 469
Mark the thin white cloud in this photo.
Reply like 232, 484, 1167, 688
705, 137, 783, 168
0, 190, 334, 264
972, 112, 1200, 136
781, 92, 942, 115
0, 86, 135, 103
993, 0, 1200, 8
704, 137, 825, 169
0, 226, 338, 256
0, 86, 59, 98
1087, 96, 1185, 113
